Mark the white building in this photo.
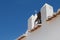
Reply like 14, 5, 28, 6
17, 3, 60, 40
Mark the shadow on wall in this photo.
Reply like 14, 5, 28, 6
35, 12, 42, 24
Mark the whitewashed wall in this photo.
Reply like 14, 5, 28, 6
17, 3, 60, 40
26, 14, 60, 40
26, 3, 60, 40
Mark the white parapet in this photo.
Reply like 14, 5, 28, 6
41, 3, 54, 22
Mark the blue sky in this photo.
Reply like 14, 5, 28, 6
0, 0, 60, 40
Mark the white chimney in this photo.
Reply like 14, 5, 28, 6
28, 14, 37, 30
41, 3, 54, 22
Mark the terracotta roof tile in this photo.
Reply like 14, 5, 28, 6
18, 36, 26, 40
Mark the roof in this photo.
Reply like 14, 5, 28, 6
17, 24, 42, 40
18, 36, 26, 40
28, 24, 42, 32
17, 11, 60, 40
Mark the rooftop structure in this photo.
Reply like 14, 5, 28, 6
17, 3, 60, 40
